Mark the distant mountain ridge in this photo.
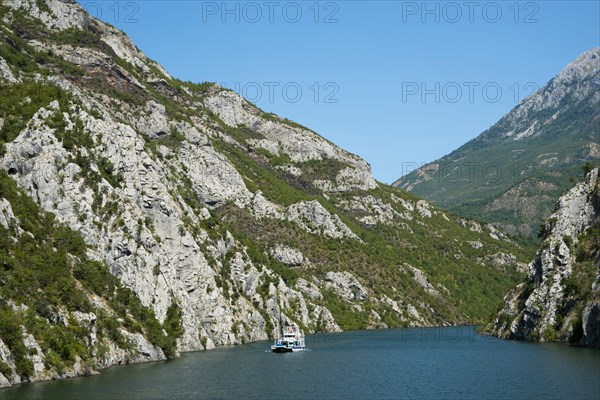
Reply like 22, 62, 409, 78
394, 48, 600, 237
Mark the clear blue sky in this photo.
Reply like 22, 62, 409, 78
78, 1, 600, 183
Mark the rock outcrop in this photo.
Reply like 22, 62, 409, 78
486, 168, 600, 347
270, 244, 306, 266
324, 271, 368, 302
286, 200, 360, 240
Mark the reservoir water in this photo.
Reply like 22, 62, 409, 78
1, 326, 598, 400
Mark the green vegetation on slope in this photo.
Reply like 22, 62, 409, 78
395, 69, 600, 239
0, 81, 71, 146
214, 176, 529, 326
0, 171, 182, 379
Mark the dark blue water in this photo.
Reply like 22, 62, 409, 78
1, 326, 599, 400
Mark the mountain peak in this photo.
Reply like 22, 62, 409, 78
561, 47, 600, 80
395, 47, 600, 237
505, 47, 600, 131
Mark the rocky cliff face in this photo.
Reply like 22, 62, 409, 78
486, 168, 600, 347
0, 0, 530, 387
395, 48, 600, 237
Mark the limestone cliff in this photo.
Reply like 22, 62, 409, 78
487, 168, 600, 347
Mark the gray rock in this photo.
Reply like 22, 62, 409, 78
487, 168, 600, 346
324, 271, 368, 302
204, 89, 377, 192
274, 164, 302, 177
582, 302, 600, 347
0, 198, 17, 229
501, 49, 600, 140
415, 200, 433, 218
467, 240, 483, 249
403, 264, 442, 297
286, 200, 360, 240
270, 244, 306, 266
0, 339, 21, 388
137, 101, 170, 139
295, 278, 322, 300
337, 195, 402, 226
312, 306, 342, 333
3, 0, 87, 31
482, 252, 527, 273
0, 57, 19, 83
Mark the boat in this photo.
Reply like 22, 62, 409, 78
271, 322, 306, 353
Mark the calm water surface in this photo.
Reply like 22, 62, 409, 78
1, 326, 599, 400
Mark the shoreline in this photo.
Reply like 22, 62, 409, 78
5, 324, 598, 391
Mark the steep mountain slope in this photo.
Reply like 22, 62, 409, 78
486, 168, 600, 347
0, 0, 529, 387
0, 170, 179, 386
394, 48, 600, 237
